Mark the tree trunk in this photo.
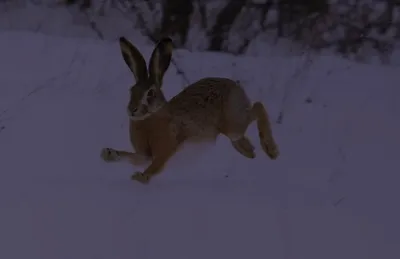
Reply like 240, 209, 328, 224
160, 0, 194, 47
208, 0, 247, 51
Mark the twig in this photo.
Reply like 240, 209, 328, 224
276, 50, 314, 124
83, 10, 104, 40
333, 197, 346, 207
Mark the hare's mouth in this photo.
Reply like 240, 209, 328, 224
128, 102, 164, 121
148, 103, 164, 113
129, 113, 152, 121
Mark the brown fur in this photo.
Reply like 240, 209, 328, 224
100, 38, 279, 184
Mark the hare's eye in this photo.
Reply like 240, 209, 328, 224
147, 89, 155, 98
132, 108, 138, 113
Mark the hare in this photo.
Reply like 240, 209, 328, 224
100, 37, 279, 184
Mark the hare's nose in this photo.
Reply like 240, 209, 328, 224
141, 105, 148, 114
127, 107, 137, 116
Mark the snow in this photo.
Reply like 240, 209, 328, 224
0, 30, 400, 259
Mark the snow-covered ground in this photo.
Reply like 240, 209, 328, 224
0, 30, 400, 259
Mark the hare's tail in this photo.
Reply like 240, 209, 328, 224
251, 102, 279, 159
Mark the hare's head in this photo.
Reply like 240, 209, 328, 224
119, 37, 173, 121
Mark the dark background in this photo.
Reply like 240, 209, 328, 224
1, 0, 399, 63
61, 0, 399, 62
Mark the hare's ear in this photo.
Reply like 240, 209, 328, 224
148, 37, 173, 88
119, 37, 148, 82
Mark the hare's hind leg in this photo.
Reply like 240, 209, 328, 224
251, 102, 279, 159
230, 136, 256, 159
100, 148, 150, 166
221, 86, 256, 159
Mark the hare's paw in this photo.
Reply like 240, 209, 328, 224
100, 148, 121, 162
231, 136, 256, 159
261, 139, 279, 160
131, 171, 151, 184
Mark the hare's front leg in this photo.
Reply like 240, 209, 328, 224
100, 148, 150, 166
131, 152, 174, 184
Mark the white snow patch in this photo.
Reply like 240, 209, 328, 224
0, 31, 399, 259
